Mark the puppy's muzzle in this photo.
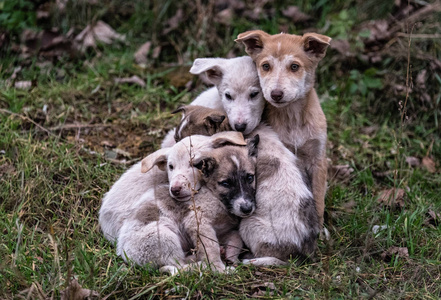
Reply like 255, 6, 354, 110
270, 89, 284, 102
234, 123, 248, 132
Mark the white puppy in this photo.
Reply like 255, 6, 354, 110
161, 56, 264, 148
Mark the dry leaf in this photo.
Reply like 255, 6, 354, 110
361, 19, 390, 45
422, 156, 436, 173
163, 8, 184, 35
282, 6, 310, 23
425, 210, 441, 227
114, 76, 146, 87
328, 164, 354, 182
14, 81, 32, 90
134, 41, 152, 64
215, 8, 234, 25
60, 279, 99, 300
405, 156, 420, 167
74, 21, 125, 53
330, 39, 352, 56
377, 188, 405, 208
0, 163, 16, 177
381, 246, 409, 262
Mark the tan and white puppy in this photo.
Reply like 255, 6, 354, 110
235, 30, 331, 227
117, 134, 260, 273
161, 56, 264, 148
99, 131, 247, 242
173, 106, 320, 265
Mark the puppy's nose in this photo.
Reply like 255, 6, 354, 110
171, 186, 181, 196
240, 203, 254, 215
270, 90, 284, 102
234, 123, 247, 132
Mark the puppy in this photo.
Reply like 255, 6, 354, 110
161, 56, 264, 148
173, 106, 320, 265
99, 131, 247, 242
235, 30, 331, 227
117, 133, 260, 273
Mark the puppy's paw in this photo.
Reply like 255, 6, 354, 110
159, 265, 179, 275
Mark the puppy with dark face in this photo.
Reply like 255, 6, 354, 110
170, 105, 320, 266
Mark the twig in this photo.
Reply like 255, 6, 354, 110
0, 108, 55, 137
48, 123, 112, 131
396, 33, 441, 39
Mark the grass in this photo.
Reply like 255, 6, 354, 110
1, 1, 441, 299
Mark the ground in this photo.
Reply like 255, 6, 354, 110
0, 1, 440, 299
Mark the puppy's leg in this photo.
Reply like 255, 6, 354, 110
223, 230, 243, 264
312, 157, 328, 227
186, 223, 226, 272
117, 219, 186, 268
242, 257, 288, 266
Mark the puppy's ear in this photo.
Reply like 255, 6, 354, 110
193, 156, 217, 178
190, 58, 225, 86
204, 114, 226, 131
302, 33, 332, 60
247, 134, 260, 157
235, 30, 269, 57
141, 148, 169, 173
210, 131, 247, 148
171, 106, 186, 115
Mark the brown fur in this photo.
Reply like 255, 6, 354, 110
236, 30, 330, 227
173, 105, 232, 142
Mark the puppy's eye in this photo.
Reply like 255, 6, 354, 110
290, 64, 299, 72
262, 63, 270, 71
219, 180, 230, 188
246, 174, 254, 184
169, 164, 174, 170
225, 93, 232, 100
250, 91, 259, 99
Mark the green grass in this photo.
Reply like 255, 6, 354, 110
1, 1, 441, 298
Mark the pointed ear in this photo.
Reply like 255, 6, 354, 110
303, 33, 332, 60
247, 134, 259, 157
235, 30, 269, 58
193, 156, 217, 178
189, 58, 225, 86
204, 114, 226, 131
141, 148, 169, 173
171, 106, 186, 115
210, 131, 246, 149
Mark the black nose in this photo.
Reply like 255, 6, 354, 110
171, 186, 181, 196
240, 203, 254, 215
270, 90, 284, 102
234, 123, 247, 132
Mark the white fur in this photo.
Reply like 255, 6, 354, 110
239, 125, 320, 264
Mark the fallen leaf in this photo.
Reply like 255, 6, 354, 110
424, 209, 441, 227
251, 282, 276, 290
215, 8, 234, 25
372, 225, 388, 234
114, 76, 146, 87
74, 21, 125, 53
330, 39, 353, 56
381, 246, 409, 262
328, 164, 354, 182
152, 46, 161, 59
282, 6, 310, 23
14, 81, 32, 90
422, 156, 436, 173
377, 188, 405, 208
405, 156, 420, 167
60, 279, 99, 300
360, 19, 390, 45
163, 8, 185, 35
134, 41, 152, 64
415, 70, 427, 89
